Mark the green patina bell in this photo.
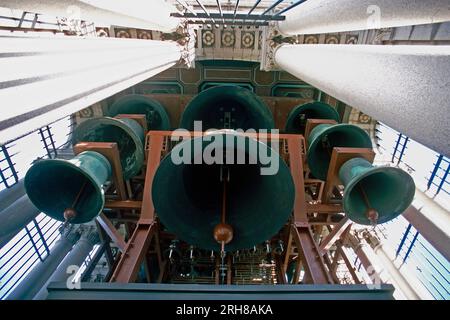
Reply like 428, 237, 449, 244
307, 124, 373, 180
24, 151, 111, 223
73, 117, 144, 180
180, 86, 275, 131
339, 157, 415, 225
152, 132, 294, 251
285, 101, 340, 134
108, 94, 171, 130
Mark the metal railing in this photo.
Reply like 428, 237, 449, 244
0, 116, 74, 299
0, 213, 62, 299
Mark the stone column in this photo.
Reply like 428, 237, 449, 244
0, 195, 41, 249
274, 44, 450, 156
0, 36, 182, 144
6, 225, 81, 300
33, 227, 100, 300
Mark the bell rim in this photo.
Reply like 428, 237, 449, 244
24, 158, 105, 224
307, 123, 373, 180
343, 165, 415, 225
180, 85, 275, 130
285, 101, 340, 134
108, 94, 171, 130
152, 133, 295, 251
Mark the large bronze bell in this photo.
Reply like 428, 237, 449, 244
285, 101, 340, 134
24, 151, 111, 223
152, 131, 295, 251
180, 86, 275, 131
339, 157, 415, 225
307, 123, 373, 180
108, 94, 171, 130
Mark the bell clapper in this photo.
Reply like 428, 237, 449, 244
63, 181, 87, 225
358, 185, 379, 226
213, 165, 234, 284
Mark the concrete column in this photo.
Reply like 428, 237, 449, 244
6, 225, 81, 300
0, 195, 41, 249
0, 0, 179, 32
0, 36, 182, 144
371, 243, 434, 300
361, 232, 434, 300
33, 227, 100, 300
278, 0, 450, 35
0, 179, 25, 212
403, 189, 450, 262
274, 44, 450, 157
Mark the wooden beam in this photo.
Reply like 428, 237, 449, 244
109, 223, 157, 283
337, 244, 361, 284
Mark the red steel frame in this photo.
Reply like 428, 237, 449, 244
108, 130, 368, 284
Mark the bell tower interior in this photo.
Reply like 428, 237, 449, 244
0, 1, 449, 302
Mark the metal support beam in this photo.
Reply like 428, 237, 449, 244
319, 218, 352, 255
248, 0, 263, 15
195, 0, 216, 25
275, 44, 450, 157
96, 213, 127, 252
287, 135, 332, 284
45, 282, 395, 300
262, 1, 285, 15
274, 0, 307, 16
187, 20, 268, 26
171, 13, 285, 21
109, 135, 164, 283
337, 245, 361, 284
306, 204, 343, 214
278, 0, 450, 35
216, 0, 225, 24
81, 243, 107, 282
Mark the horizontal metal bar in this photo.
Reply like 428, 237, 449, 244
187, 20, 268, 26
0, 15, 62, 27
105, 200, 142, 210
171, 12, 285, 20
46, 282, 395, 300
274, 0, 308, 16
262, 0, 285, 15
